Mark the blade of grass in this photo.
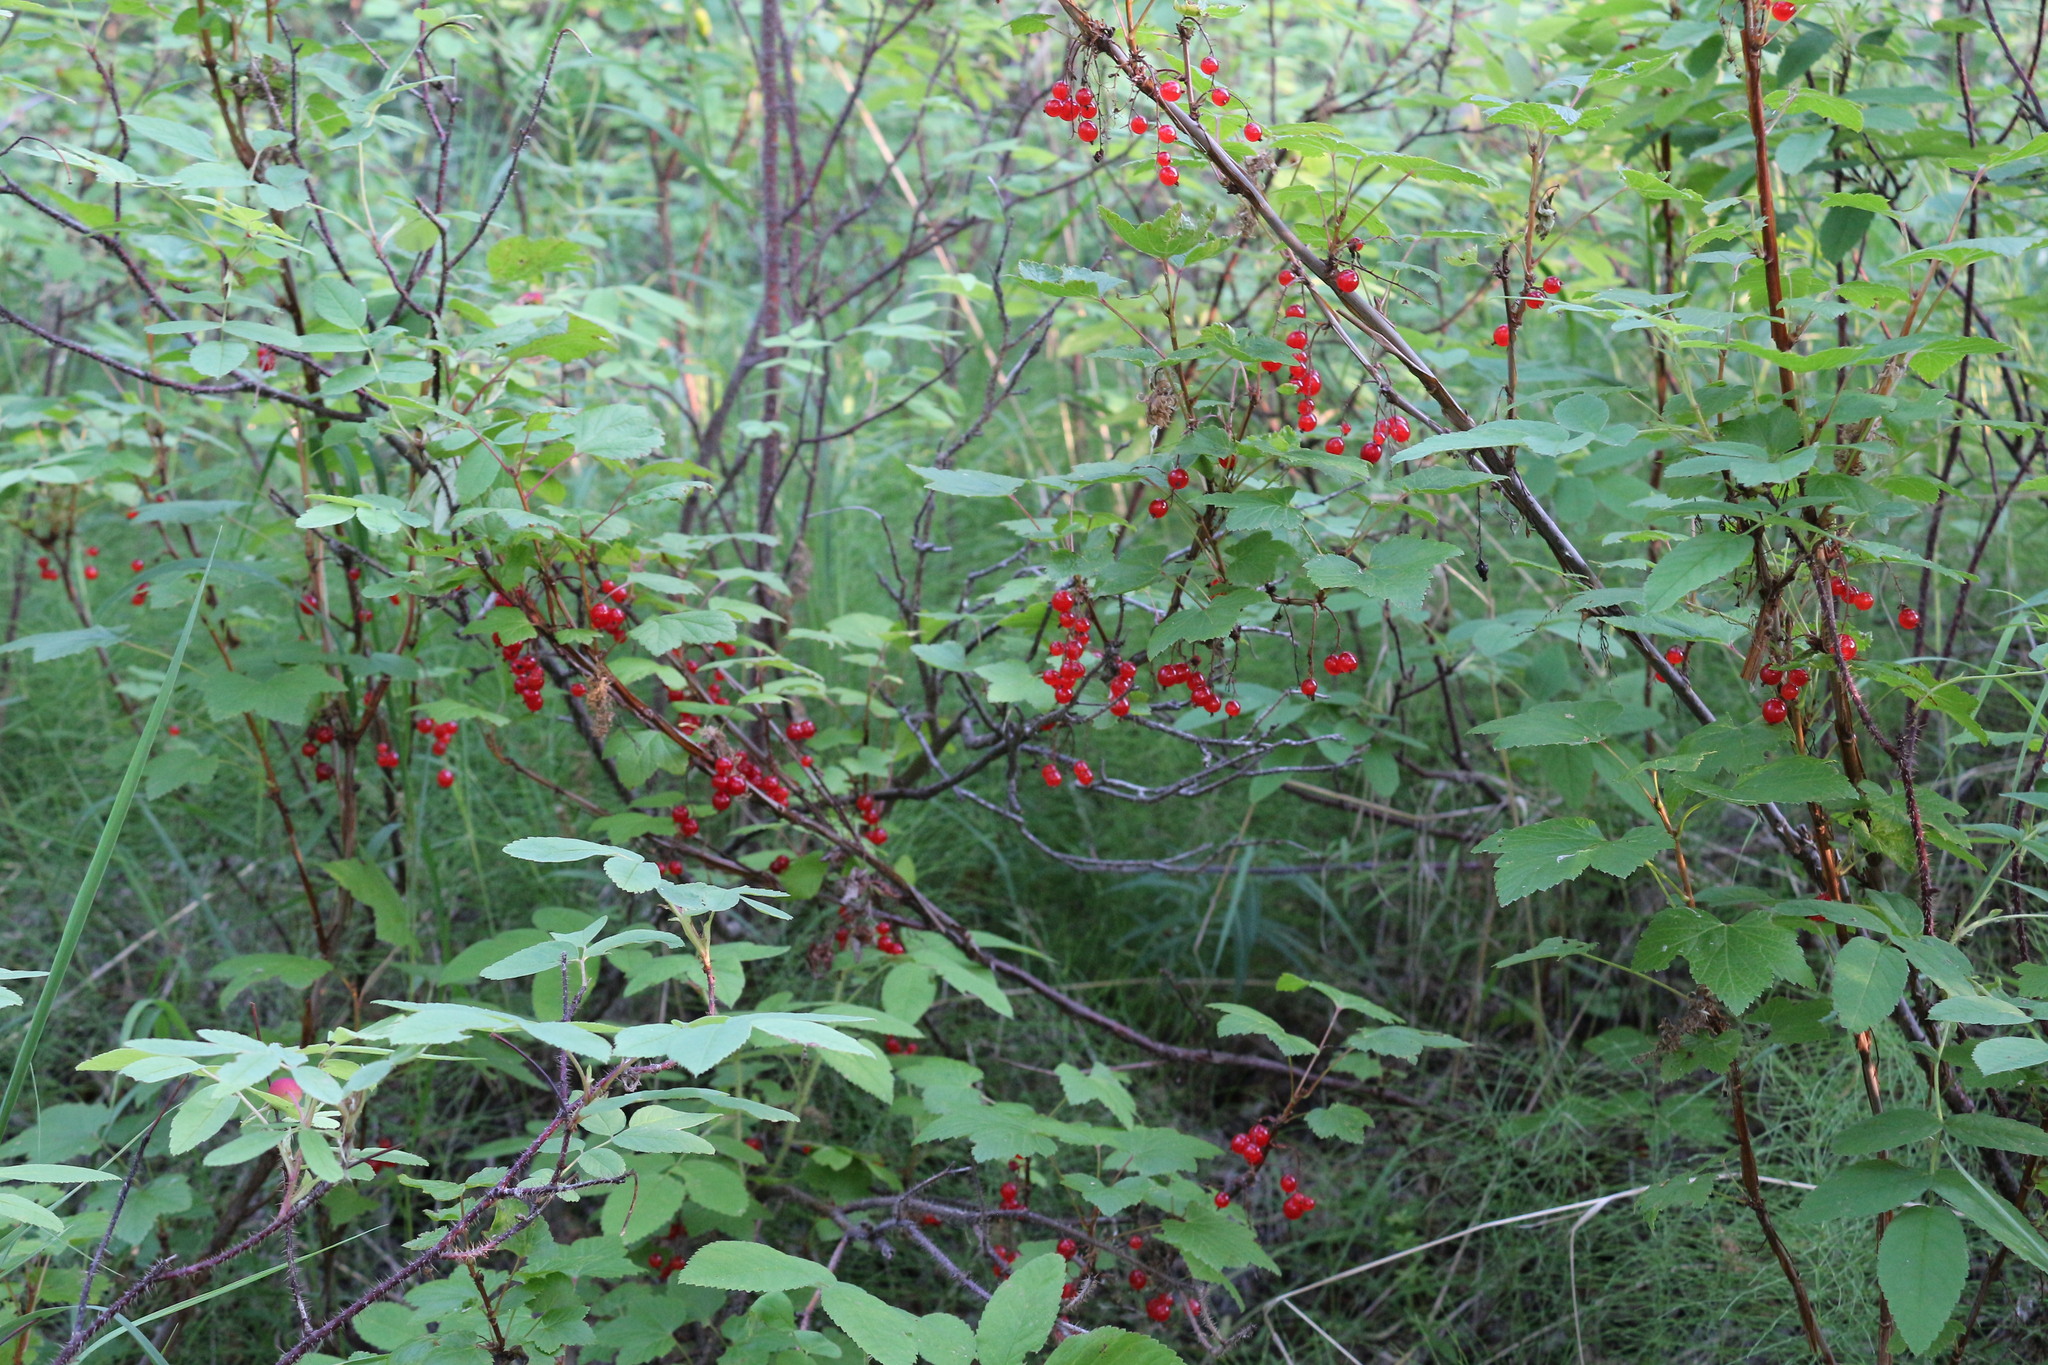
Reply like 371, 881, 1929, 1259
0, 538, 218, 1144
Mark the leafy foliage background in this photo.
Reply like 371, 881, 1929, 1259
3, 0, 2048, 1362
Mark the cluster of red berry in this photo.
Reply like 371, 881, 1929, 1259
784, 717, 817, 744
645, 1251, 688, 1281
997, 1178, 1026, 1211
881, 1035, 920, 1055
34, 555, 58, 581
670, 803, 701, 837
709, 753, 789, 811
1278, 1171, 1318, 1221
1320, 649, 1360, 677
833, 907, 905, 954
1351, 412, 1412, 464
1493, 276, 1564, 346
1040, 759, 1097, 787
990, 1242, 1020, 1277
373, 738, 400, 769
1040, 79, 1101, 144
1154, 660, 1239, 717
1227, 1121, 1274, 1166
1827, 575, 1879, 613
498, 636, 550, 712
1039, 586, 1100, 704
301, 723, 339, 782
589, 578, 631, 640
853, 790, 889, 845
1757, 661, 1815, 725
414, 714, 461, 755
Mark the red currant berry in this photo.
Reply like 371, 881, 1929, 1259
1076, 120, 1098, 143
1058, 1238, 1078, 1258
1300, 678, 1317, 698
1284, 329, 1309, 350
1542, 275, 1563, 294
1279, 1173, 1299, 1192
1771, 1, 1797, 19
1167, 467, 1190, 490
1762, 698, 1788, 725
1213, 1191, 1231, 1208
1158, 79, 1182, 102
1838, 634, 1859, 661
1897, 606, 1920, 629
1148, 498, 1170, 520
1129, 1270, 1148, 1290
1131, 114, 1148, 135
1759, 665, 1783, 685
436, 768, 456, 787
1493, 323, 1511, 346
1242, 122, 1263, 142
1158, 166, 1179, 187
1324, 438, 1344, 455
1199, 55, 1219, 76
1334, 268, 1360, 292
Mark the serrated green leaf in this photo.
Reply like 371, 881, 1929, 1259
1832, 937, 1907, 1034
1878, 1205, 1966, 1354
975, 1253, 1064, 1365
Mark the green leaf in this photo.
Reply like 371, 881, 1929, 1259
143, 748, 218, 800
1044, 1327, 1184, 1365
1945, 1112, 2048, 1158
322, 858, 416, 953
630, 610, 739, 653
199, 668, 342, 726
186, 340, 249, 378
208, 953, 330, 1006
1395, 419, 1576, 462
1930, 1164, 2048, 1274
1470, 700, 1624, 749
819, 1283, 921, 1365
1710, 755, 1860, 805
1878, 1205, 1967, 1355
1795, 1160, 1927, 1222
1635, 908, 1809, 1014
905, 464, 1025, 498
1974, 1036, 2048, 1077
1475, 819, 1665, 903
1304, 1103, 1373, 1143
0, 1191, 63, 1232
121, 114, 218, 161
1207, 1003, 1316, 1056
0, 627, 127, 663
914, 1313, 977, 1365
975, 1253, 1064, 1365
0, 1162, 116, 1184
1155, 1203, 1280, 1278
1345, 1026, 1467, 1061
1493, 937, 1600, 969
306, 278, 366, 331
1784, 88, 1864, 132
1641, 531, 1751, 614
1833, 1108, 1940, 1156
1831, 938, 1908, 1034
487, 235, 592, 285
1148, 589, 1264, 652
1056, 1063, 1137, 1129
880, 963, 937, 1024
1011, 261, 1126, 299
818, 1040, 895, 1103
168, 1086, 239, 1156
565, 404, 664, 461
671, 1241, 835, 1293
